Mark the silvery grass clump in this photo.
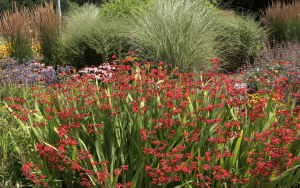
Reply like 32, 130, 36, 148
58, 3, 128, 69
128, 0, 268, 75
128, 0, 231, 74
0, 57, 73, 87
244, 38, 300, 95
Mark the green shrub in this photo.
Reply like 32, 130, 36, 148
100, 0, 150, 18
128, 0, 231, 74
216, 10, 269, 71
58, 3, 129, 69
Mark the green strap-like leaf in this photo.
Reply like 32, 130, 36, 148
229, 129, 243, 173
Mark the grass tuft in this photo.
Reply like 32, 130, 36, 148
129, 0, 229, 74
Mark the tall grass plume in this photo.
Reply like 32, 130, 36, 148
0, 1, 60, 64
261, 0, 300, 46
0, 3, 35, 62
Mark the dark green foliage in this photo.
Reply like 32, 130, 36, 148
100, 0, 150, 18
0, 0, 104, 14
218, 0, 298, 20
0, 0, 10, 13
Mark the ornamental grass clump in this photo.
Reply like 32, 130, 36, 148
0, 3, 35, 62
3, 55, 300, 187
261, 0, 300, 47
0, 1, 60, 64
216, 10, 269, 72
129, 0, 230, 74
33, 1, 60, 65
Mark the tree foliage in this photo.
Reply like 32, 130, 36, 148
218, 0, 299, 20
0, 0, 105, 14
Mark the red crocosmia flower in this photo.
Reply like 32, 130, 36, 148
98, 160, 109, 167
80, 178, 93, 188
121, 165, 129, 171
204, 105, 214, 111
182, 132, 189, 137
112, 54, 116, 58
196, 174, 204, 179
70, 160, 82, 172
114, 169, 121, 175
172, 176, 180, 182
246, 158, 255, 164
202, 164, 211, 171
126, 183, 133, 187
127, 51, 135, 55
145, 165, 153, 171
46, 115, 52, 120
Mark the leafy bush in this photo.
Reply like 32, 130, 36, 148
128, 0, 231, 74
216, 10, 269, 72
58, 3, 129, 69
261, 0, 300, 47
100, 0, 150, 18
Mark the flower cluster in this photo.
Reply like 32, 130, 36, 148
245, 38, 300, 94
77, 63, 116, 81
0, 41, 42, 60
21, 163, 49, 188
4, 55, 300, 187
0, 57, 73, 87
